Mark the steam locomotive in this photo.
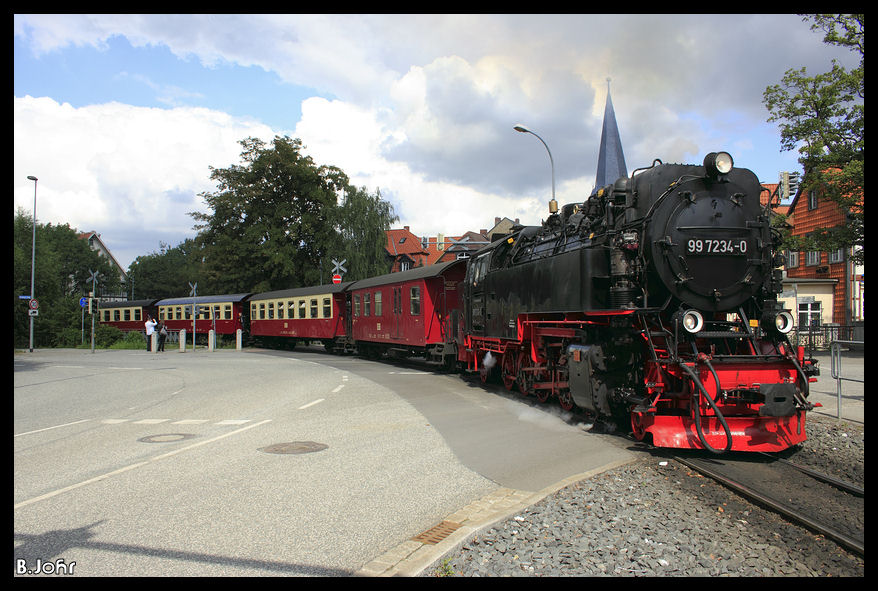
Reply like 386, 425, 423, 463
463, 151, 818, 453
101, 151, 818, 454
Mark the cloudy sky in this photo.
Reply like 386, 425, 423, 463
13, 14, 856, 271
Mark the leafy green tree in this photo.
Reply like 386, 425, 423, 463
330, 186, 396, 281
763, 14, 863, 264
13, 209, 121, 348
191, 135, 396, 293
128, 238, 205, 299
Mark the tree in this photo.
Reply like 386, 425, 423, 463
13, 209, 120, 348
763, 14, 863, 264
128, 238, 205, 299
331, 186, 397, 281
190, 135, 396, 293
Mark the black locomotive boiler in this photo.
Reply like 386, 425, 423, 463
462, 152, 818, 453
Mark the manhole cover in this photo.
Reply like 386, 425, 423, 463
138, 433, 197, 443
259, 441, 328, 455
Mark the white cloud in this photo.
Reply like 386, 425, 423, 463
15, 13, 858, 271
14, 95, 275, 267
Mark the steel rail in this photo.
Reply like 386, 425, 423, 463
674, 455, 864, 557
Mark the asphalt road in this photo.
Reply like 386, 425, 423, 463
14, 347, 633, 577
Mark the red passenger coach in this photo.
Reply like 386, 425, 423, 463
98, 299, 159, 333
249, 283, 351, 351
156, 294, 250, 340
348, 260, 466, 365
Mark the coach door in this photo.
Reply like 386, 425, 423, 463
392, 286, 403, 339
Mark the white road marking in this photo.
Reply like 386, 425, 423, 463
14, 419, 272, 509
14, 419, 90, 438
331, 384, 344, 393
298, 399, 325, 410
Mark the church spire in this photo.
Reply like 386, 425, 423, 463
593, 78, 627, 192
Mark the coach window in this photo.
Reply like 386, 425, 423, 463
364, 293, 371, 316
124, 309, 131, 321
354, 295, 361, 317
135, 309, 142, 321
258, 303, 265, 320
251, 303, 258, 319
177, 306, 184, 320
410, 286, 421, 315
268, 302, 275, 319
298, 300, 306, 319
114, 310, 121, 322
323, 297, 331, 318
310, 299, 318, 318
224, 305, 232, 320
374, 291, 382, 317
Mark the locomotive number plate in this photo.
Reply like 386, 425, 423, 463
686, 238, 748, 255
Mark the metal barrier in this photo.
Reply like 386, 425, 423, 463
830, 340, 865, 420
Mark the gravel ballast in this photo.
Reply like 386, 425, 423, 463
429, 414, 864, 577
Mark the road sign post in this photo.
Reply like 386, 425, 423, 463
88, 271, 99, 353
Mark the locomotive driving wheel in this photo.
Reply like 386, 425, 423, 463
631, 411, 648, 441
502, 350, 520, 391
557, 389, 574, 411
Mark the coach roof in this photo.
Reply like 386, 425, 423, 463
249, 282, 354, 301
156, 293, 252, 306
348, 260, 465, 290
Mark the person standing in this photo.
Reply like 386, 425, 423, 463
158, 323, 167, 352
145, 315, 158, 351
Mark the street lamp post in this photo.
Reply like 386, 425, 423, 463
513, 124, 558, 214
27, 175, 38, 353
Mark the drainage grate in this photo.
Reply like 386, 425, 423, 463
259, 441, 328, 455
138, 433, 197, 443
411, 521, 461, 545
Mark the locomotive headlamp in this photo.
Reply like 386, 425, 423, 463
703, 152, 734, 177
681, 309, 704, 333
773, 311, 794, 334
760, 309, 794, 335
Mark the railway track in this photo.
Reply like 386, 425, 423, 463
673, 452, 864, 556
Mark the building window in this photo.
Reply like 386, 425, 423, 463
807, 190, 818, 210
798, 301, 821, 328
829, 248, 844, 264
400, 260, 411, 272
806, 251, 821, 266
785, 250, 799, 269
